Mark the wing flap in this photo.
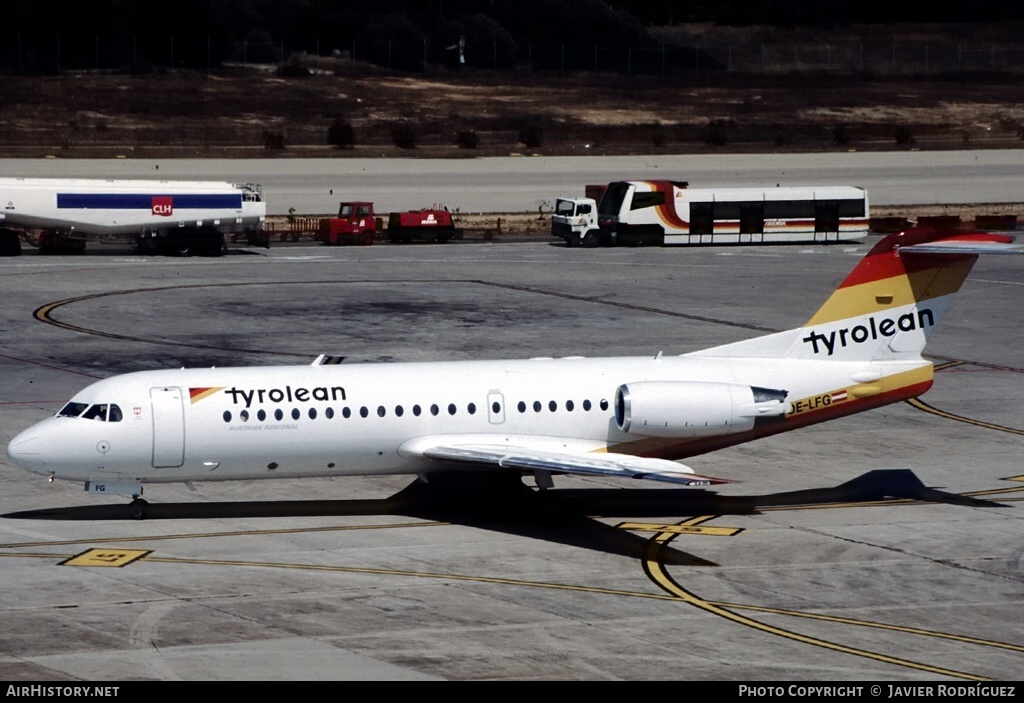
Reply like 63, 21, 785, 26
418, 443, 731, 487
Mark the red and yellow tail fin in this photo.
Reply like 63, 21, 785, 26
794, 229, 1016, 360
697, 229, 1019, 361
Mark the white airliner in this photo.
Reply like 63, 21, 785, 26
6, 229, 1020, 518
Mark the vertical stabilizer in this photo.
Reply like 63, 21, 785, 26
697, 229, 1018, 361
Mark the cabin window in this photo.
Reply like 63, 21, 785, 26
291, 408, 301, 420
325, 407, 334, 419
413, 405, 422, 416
377, 406, 386, 418
258, 409, 267, 421
222, 411, 232, 422
533, 401, 542, 413
343, 407, 352, 419
308, 408, 317, 420
395, 405, 404, 417
492, 401, 501, 414
447, 403, 457, 415
430, 404, 440, 416
566, 400, 575, 411
583, 400, 592, 411
275, 409, 284, 421
518, 401, 527, 413
600, 399, 609, 411
359, 406, 369, 418
468, 402, 476, 415
240, 410, 249, 422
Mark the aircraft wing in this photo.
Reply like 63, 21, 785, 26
412, 442, 731, 487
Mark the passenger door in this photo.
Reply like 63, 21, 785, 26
150, 387, 185, 468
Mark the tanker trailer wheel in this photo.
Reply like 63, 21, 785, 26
171, 233, 192, 257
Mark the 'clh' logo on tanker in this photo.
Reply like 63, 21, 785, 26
152, 196, 173, 217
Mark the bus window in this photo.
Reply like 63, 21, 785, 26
765, 200, 816, 219
713, 201, 741, 221
838, 199, 865, 217
630, 191, 665, 211
740, 201, 765, 234
815, 200, 841, 232
598, 182, 630, 217
690, 202, 713, 235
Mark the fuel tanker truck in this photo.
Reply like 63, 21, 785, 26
0, 177, 266, 256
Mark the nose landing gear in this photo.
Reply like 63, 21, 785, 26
129, 497, 148, 520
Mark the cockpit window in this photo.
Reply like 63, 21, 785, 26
59, 403, 123, 422
58, 402, 89, 418
82, 404, 108, 421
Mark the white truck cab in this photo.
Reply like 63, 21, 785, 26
551, 197, 600, 247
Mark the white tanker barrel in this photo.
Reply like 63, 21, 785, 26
0, 177, 266, 256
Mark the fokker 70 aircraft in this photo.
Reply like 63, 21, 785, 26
6, 229, 1019, 518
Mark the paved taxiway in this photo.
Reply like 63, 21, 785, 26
1, 150, 1023, 214
0, 237, 1022, 681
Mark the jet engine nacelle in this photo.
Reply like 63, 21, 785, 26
615, 381, 790, 438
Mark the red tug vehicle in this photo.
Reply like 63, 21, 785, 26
319, 201, 462, 246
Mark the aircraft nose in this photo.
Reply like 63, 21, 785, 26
7, 427, 44, 469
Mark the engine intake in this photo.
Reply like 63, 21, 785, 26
615, 381, 789, 437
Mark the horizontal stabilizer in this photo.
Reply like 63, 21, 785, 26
898, 234, 1022, 256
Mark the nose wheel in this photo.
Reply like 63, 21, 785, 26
129, 498, 149, 520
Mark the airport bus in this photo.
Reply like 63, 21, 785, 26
595, 180, 869, 247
